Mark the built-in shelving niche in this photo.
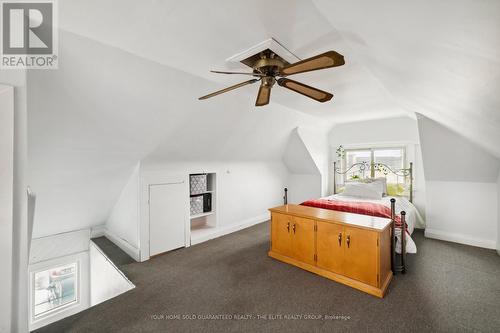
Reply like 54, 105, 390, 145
189, 173, 216, 243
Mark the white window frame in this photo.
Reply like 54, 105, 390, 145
29, 251, 89, 331
343, 146, 407, 169
341, 146, 407, 183
32, 262, 79, 320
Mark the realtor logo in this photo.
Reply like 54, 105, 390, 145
1, 0, 58, 69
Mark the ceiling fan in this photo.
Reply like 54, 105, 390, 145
199, 49, 345, 106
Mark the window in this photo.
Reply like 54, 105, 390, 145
342, 147, 406, 183
33, 263, 78, 319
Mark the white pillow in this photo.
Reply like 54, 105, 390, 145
340, 182, 383, 200
370, 177, 387, 195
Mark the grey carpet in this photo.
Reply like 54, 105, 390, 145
91, 236, 135, 267
36, 222, 500, 333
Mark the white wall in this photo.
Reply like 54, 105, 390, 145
417, 115, 500, 248
299, 127, 330, 197
282, 128, 323, 203
89, 242, 134, 306
0, 69, 29, 333
105, 163, 140, 251
210, 161, 288, 227
328, 116, 426, 225
283, 129, 319, 175
29, 230, 90, 264
142, 161, 289, 228
139, 160, 288, 260
425, 181, 497, 249
0, 85, 14, 333
329, 116, 420, 145
287, 174, 322, 204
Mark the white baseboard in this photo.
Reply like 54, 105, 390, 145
104, 229, 141, 262
424, 228, 496, 249
190, 213, 269, 246
90, 224, 106, 238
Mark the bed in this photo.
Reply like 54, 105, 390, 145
303, 194, 417, 254
291, 160, 416, 274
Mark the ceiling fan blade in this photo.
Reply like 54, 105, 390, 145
199, 79, 259, 100
255, 85, 271, 106
277, 78, 333, 102
211, 70, 265, 77
280, 51, 345, 76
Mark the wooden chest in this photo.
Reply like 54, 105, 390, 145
268, 204, 392, 298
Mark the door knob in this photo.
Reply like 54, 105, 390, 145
338, 232, 342, 246
346, 235, 350, 248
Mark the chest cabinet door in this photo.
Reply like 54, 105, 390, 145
316, 221, 344, 275
290, 216, 316, 265
342, 226, 379, 287
271, 213, 292, 257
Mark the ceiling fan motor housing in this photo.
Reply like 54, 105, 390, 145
253, 57, 285, 76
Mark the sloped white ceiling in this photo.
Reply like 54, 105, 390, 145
417, 114, 500, 182
58, 0, 406, 122
27, 0, 500, 236
27, 30, 330, 237
58, 0, 500, 157
313, 0, 500, 158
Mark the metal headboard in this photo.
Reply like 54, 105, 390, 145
333, 161, 414, 203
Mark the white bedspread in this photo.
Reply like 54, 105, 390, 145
321, 194, 417, 254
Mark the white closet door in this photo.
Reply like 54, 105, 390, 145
149, 182, 186, 256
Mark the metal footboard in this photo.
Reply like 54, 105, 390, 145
391, 198, 406, 274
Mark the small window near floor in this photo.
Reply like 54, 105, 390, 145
33, 263, 78, 319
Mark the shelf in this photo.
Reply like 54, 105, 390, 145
190, 211, 215, 219
190, 223, 218, 245
189, 173, 216, 244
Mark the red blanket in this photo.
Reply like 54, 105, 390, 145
301, 199, 406, 230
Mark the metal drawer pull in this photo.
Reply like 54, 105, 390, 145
286, 222, 290, 232
338, 232, 342, 246
346, 235, 350, 248
292, 223, 296, 234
